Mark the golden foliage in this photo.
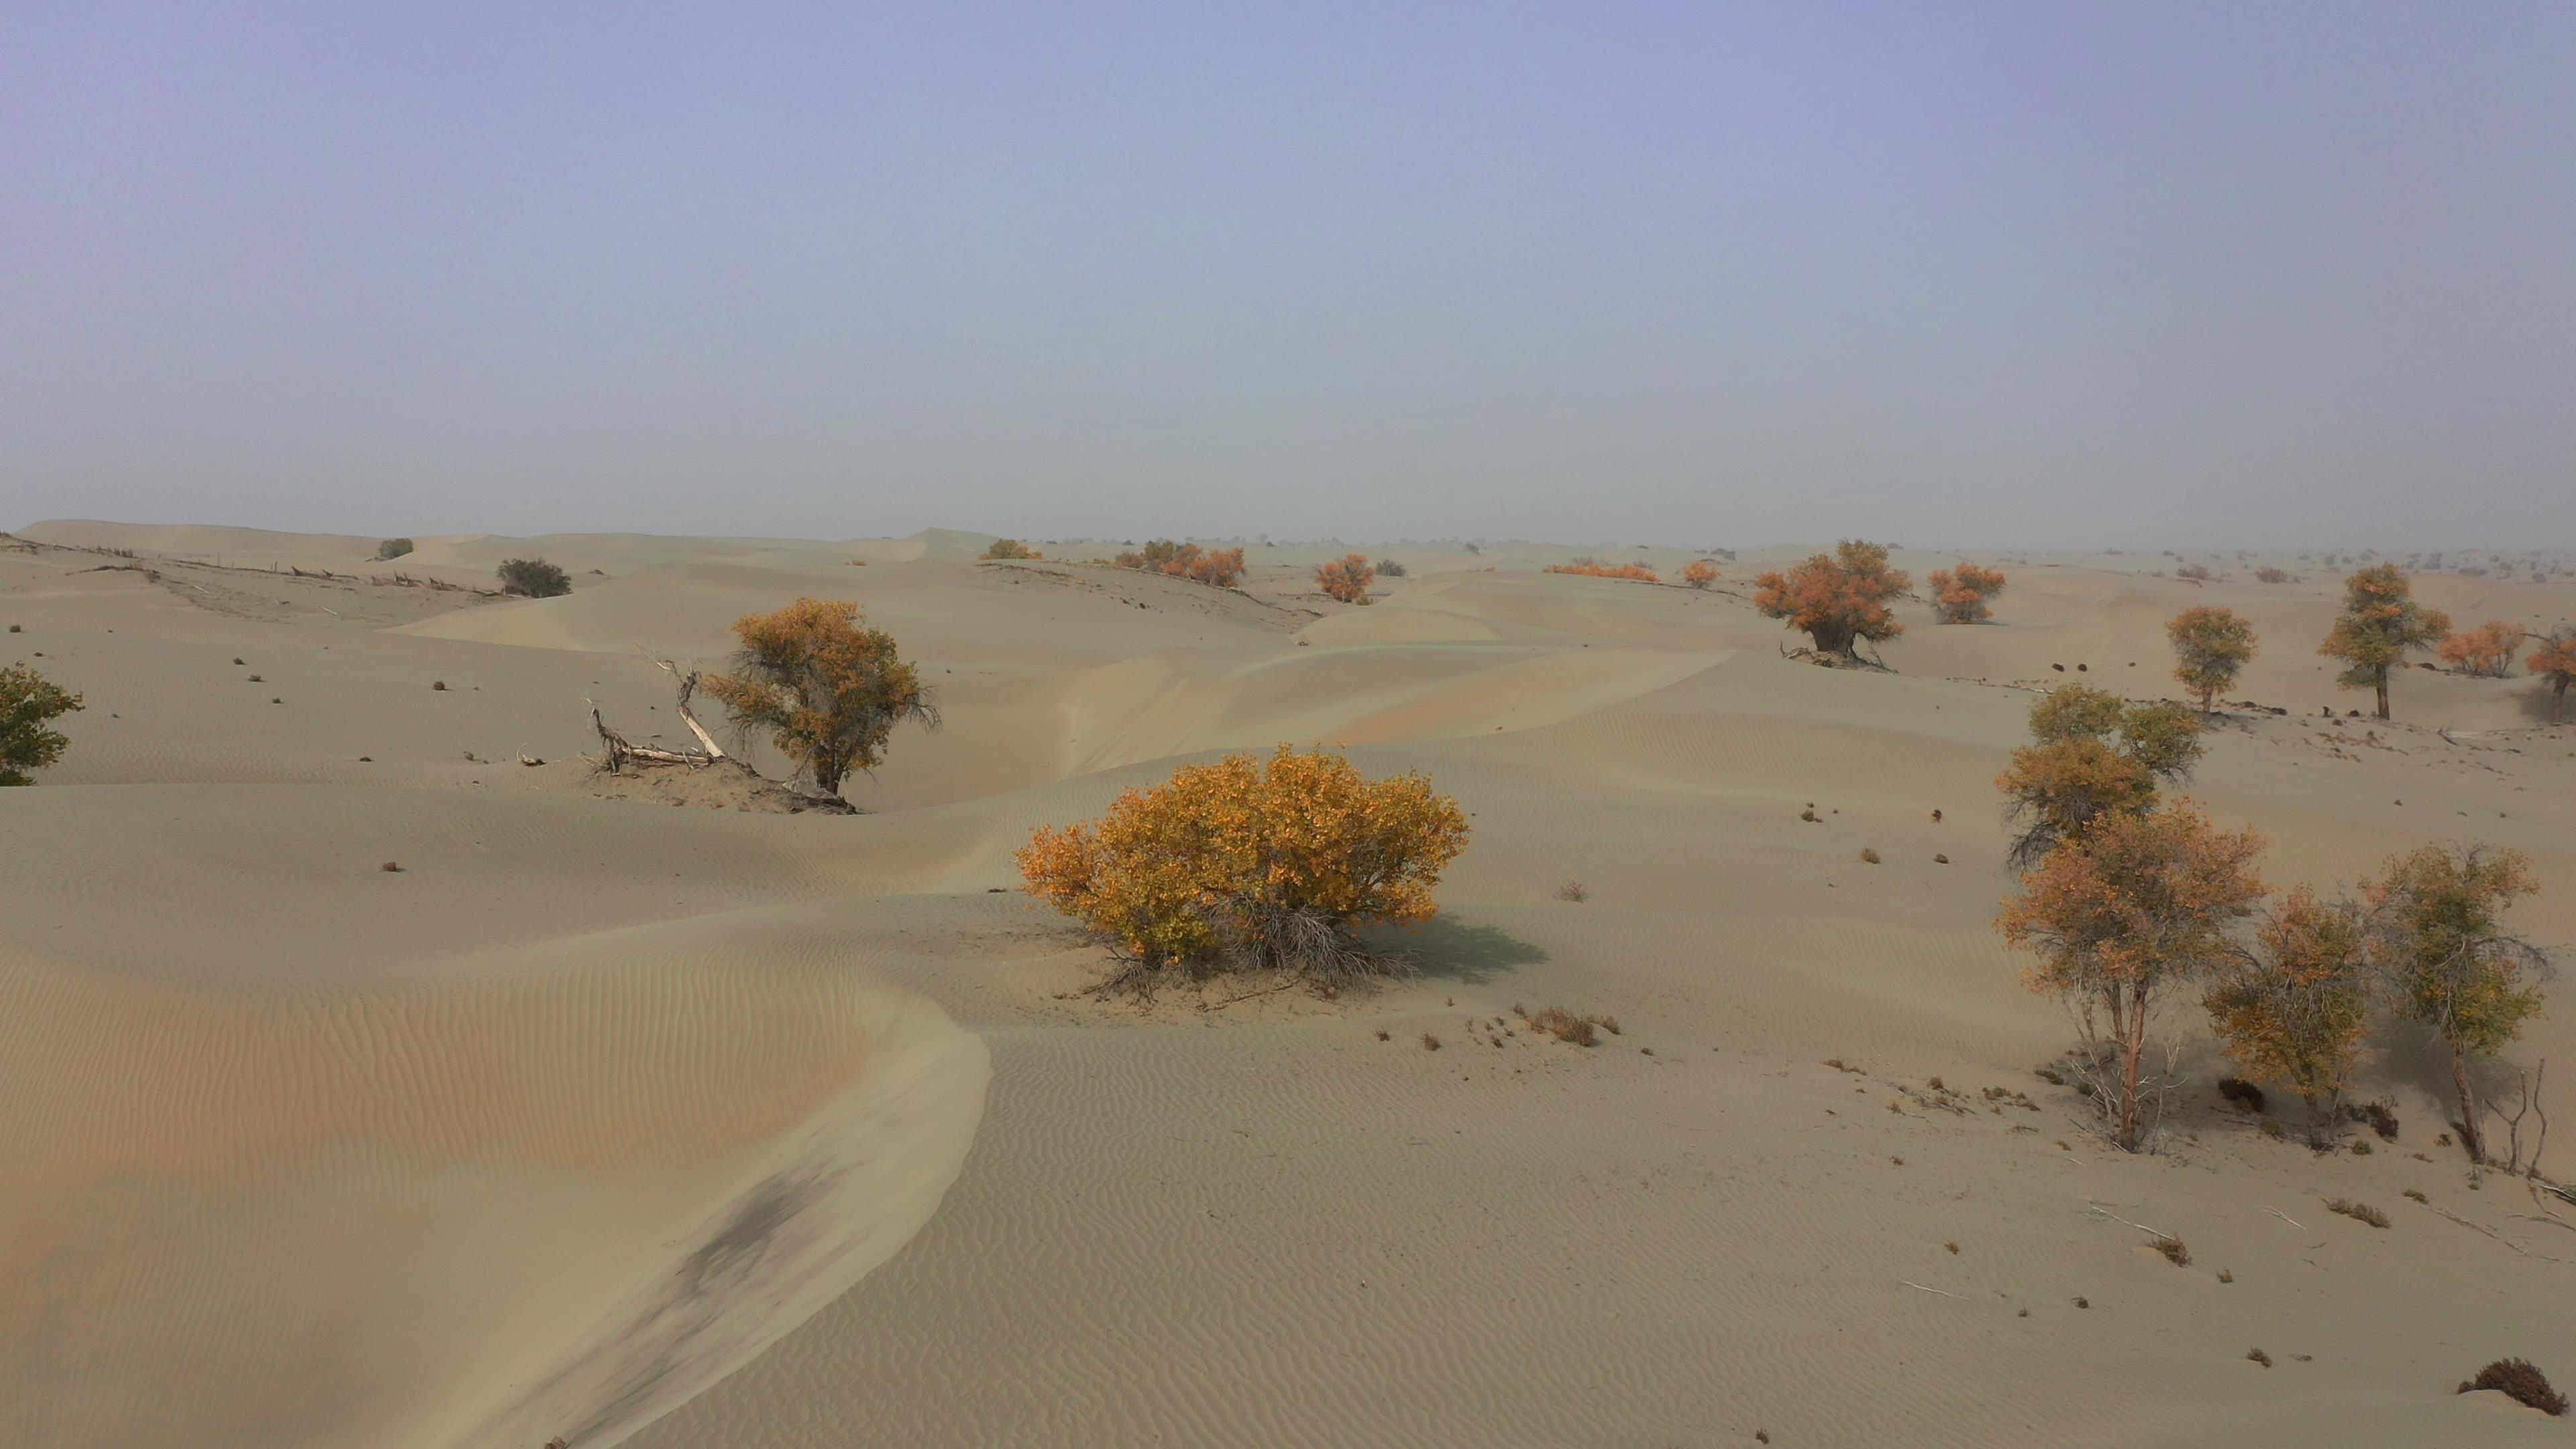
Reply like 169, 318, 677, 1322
1316, 553, 1375, 603
2318, 564, 2449, 718
1752, 540, 1909, 655
1997, 688, 2203, 868
980, 538, 1041, 560
2166, 606, 2258, 712
702, 598, 936, 795
2202, 886, 2370, 1144
1016, 745, 1470, 989
2531, 627, 2576, 722
1680, 559, 1721, 589
1927, 561, 2006, 623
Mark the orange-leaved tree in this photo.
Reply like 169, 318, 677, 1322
2436, 619, 2523, 678
1114, 540, 1246, 588
1752, 540, 1909, 657
2202, 885, 2371, 1146
2166, 606, 2259, 713
981, 537, 1041, 560
1681, 559, 1721, 590
1999, 800, 2268, 1150
2318, 564, 2449, 719
2531, 627, 2576, 724
1316, 553, 1375, 604
2363, 844, 2553, 1163
1996, 686, 2204, 869
1017, 745, 1470, 993
702, 598, 939, 796
1927, 561, 2007, 623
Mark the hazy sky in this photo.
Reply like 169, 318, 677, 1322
6, 3, 2573, 549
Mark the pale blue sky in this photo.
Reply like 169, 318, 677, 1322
5, 3, 2571, 547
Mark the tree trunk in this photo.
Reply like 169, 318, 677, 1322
2374, 669, 2390, 720
2555, 677, 2568, 724
2452, 1046, 2485, 1163
2200, 684, 2216, 714
2114, 994, 2147, 1152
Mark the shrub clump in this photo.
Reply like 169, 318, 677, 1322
1927, 562, 2007, 623
1681, 559, 1721, 589
2460, 1358, 2567, 1416
375, 537, 414, 560
1374, 558, 1407, 578
1113, 539, 1246, 588
1316, 553, 1375, 604
981, 537, 1042, 560
2153, 1235, 2191, 1266
2326, 1197, 2390, 1228
496, 557, 572, 598
1545, 561, 1660, 582
1018, 745, 1469, 994
1, 664, 85, 785
2216, 1077, 2266, 1112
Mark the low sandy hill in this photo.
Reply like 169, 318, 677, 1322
5, 526, 2574, 1448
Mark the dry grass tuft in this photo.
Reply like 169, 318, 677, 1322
2403, 1188, 2428, 1203
1374, 1029, 1390, 1042
1421, 1033, 1442, 1051
1527, 1007, 1598, 1046
2459, 1359, 2569, 1415
1859, 847, 1880, 864
2247, 1348, 2272, 1368
1944, 1240, 1960, 1254
2216, 1267, 2234, 1283
2326, 1197, 2390, 1228
2153, 1235, 2191, 1267
1556, 880, 1590, 903
380, 861, 402, 873
431, 680, 447, 690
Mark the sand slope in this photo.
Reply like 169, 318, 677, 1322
5, 523, 2573, 1447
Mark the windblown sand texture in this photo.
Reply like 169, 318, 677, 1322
5, 523, 2573, 1447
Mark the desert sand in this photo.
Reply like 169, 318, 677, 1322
4, 521, 2573, 1447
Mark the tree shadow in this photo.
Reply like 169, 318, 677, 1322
1367, 914, 1548, 985
2512, 682, 2570, 727
2360, 1019, 2534, 1140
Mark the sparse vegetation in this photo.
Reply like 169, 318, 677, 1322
1859, 847, 1880, 864
1018, 745, 1468, 994
2254, 566, 2290, 583
980, 537, 1041, 560
2153, 1234, 2191, 1266
2165, 606, 2258, 714
1556, 880, 1589, 903
1527, 1007, 1599, 1046
2175, 563, 2212, 582
1113, 540, 1246, 588
1316, 553, 1375, 603
1374, 558, 1407, 578
703, 598, 939, 796
2326, 1197, 2390, 1228
496, 557, 572, 598
1927, 561, 2007, 623
375, 537, 414, 560
1, 663, 83, 786
1544, 561, 1660, 582
2247, 1347, 2271, 1368
2459, 1358, 2567, 1416
2318, 564, 2449, 719
1753, 541, 1909, 658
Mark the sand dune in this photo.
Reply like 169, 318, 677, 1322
5, 522, 2573, 1446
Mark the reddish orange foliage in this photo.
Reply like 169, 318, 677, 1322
2436, 619, 2523, 677
1752, 541, 1909, 655
1927, 561, 2007, 623
1316, 553, 1375, 602
1680, 559, 1721, 589
1544, 561, 1660, 582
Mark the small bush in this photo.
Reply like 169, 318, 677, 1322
2326, 1197, 2390, 1228
431, 680, 447, 691
1113, 540, 1245, 588
1544, 561, 1660, 582
1556, 880, 1589, 903
2217, 1268, 2234, 1283
1859, 847, 1880, 864
2247, 1348, 2271, 1368
2343, 1099, 2399, 1140
2176, 564, 2213, 582
1374, 558, 1407, 578
1316, 553, 1375, 604
2216, 1077, 2266, 1112
380, 861, 402, 872
496, 557, 572, 598
1944, 1240, 1960, 1254
2404, 1189, 2428, 1203
1, 664, 85, 786
2459, 1358, 2567, 1416
1528, 1007, 1598, 1047
1681, 559, 1721, 589
2153, 1235, 2191, 1267
2254, 567, 2290, 584
376, 537, 414, 560
980, 537, 1040, 560
1421, 1032, 1442, 1051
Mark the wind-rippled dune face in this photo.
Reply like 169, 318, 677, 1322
0, 937, 988, 1449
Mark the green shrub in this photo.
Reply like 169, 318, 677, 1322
376, 537, 414, 560
1, 663, 84, 785
496, 557, 572, 598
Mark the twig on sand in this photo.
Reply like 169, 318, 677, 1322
1900, 1280, 1962, 1299
2425, 1203, 2571, 1263
2087, 1202, 2167, 1238
2264, 1207, 2305, 1230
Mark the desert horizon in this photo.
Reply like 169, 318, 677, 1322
5, 515, 2572, 1446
